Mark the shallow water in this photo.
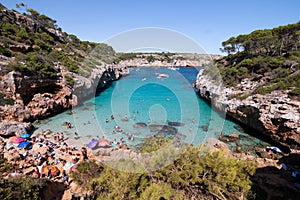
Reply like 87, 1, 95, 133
35, 67, 269, 152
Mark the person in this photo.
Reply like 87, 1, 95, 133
81, 147, 88, 161
74, 132, 79, 139
124, 115, 128, 121
33, 166, 41, 178
111, 115, 114, 120
59, 133, 65, 141
111, 139, 118, 147
105, 119, 109, 123
61, 170, 69, 186
127, 133, 134, 141
53, 134, 59, 142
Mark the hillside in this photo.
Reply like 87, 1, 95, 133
197, 21, 300, 150
0, 3, 123, 122
218, 22, 300, 100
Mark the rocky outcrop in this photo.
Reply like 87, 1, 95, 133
0, 71, 72, 121
196, 69, 300, 151
0, 65, 127, 122
0, 120, 34, 137
72, 65, 127, 105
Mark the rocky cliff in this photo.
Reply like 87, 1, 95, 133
0, 64, 127, 120
0, 5, 128, 136
196, 69, 300, 151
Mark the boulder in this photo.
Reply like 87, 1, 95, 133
0, 120, 33, 137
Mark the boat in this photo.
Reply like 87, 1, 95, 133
157, 73, 169, 79
168, 66, 179, 70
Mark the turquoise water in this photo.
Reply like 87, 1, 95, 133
35, 67, 268, 152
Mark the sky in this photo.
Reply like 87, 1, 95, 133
1, 0, 300, 54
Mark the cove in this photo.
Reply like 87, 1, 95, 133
34, 67, 269, 152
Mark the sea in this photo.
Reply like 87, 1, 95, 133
34, 67, 269, 152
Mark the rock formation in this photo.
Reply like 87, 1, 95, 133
196, 69, 300, 151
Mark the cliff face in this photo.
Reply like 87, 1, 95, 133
0, 65, 127, 123
72, 65, 128, 106
196, 69, 300, 150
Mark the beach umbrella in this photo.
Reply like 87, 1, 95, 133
9, 136, 19, 142
20, 133, 30, 139
88, 139, 98, 149
42, 165, 60, 176
98, 139, 110, 147
18, 141, 31, 149
13, 137, 25, 144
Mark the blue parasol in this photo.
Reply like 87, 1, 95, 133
20, 133, 30, 138
88, 139, 98, 149
18, 141, 31, 149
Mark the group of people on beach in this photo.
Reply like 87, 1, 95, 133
0, 128, 91, 187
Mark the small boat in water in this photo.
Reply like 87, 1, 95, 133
157, 73, 169, 79
168, 66, 179, 70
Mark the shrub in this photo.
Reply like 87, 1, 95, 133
254, 85, 275, 94
0, 46, 12, 57
64, 75, 74, 86
288, 88, 300, 100
73, 137, 257, 200
0, 177, 48, 200
71, 161, 103, 188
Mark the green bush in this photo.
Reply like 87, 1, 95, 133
288, 87, 300, 100
0, 177, 48, 200
71, 161, 103, 188
0, 46, 12, 57
0, 157, 11, 174
64, 74, 74, 86
254, 85, 276, 94
49, 50, 79, 73
3, 97, 14, 105
72, 137, 257, 199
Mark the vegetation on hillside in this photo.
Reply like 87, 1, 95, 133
0, 3, 116, 82
112, 52, 177, 64
0, 155, 48, 200
216, 21, 300, 100
71, 136, 257, 199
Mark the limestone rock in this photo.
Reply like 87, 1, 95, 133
196, 68, 300, 150
0, 120, 33, 136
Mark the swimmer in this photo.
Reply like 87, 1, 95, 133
105, 119, 109, 123
74, 132, 79, 139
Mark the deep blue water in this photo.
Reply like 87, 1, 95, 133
35, 67, 268, 152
